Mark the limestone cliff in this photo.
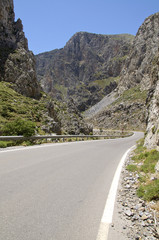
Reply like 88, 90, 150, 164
144, 52, 159, 149
0, 0, 41, 99
118, 12, 159, 94
36, 32, 134, 111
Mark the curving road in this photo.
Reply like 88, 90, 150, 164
0, 132, 143, 240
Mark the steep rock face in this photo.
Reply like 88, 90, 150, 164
36, 32, 134, 111
118, 12, 159, 94
0, 0, 41, 99
87, 12, 159, 132
144, 52, 159, 149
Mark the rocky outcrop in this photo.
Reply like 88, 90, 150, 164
118, 12, 159, 94
4, 47, 41, 99
144, 52, 159, 149
36, 32, 134, 111
0, 0, 41, 99
59, 99, 93, 135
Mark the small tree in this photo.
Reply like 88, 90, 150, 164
2, 118, 36, 137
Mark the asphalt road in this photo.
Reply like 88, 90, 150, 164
0, 132, 143, 240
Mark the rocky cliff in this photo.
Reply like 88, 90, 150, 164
36, 32, 134, 111
144, 51, 159, 149
118, 12, 159, 94
87, 12, 159, 132
0, 0, 42, 99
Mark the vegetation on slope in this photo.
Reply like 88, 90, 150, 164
0, 81, 59, 134
0, 81, 91, 144
127, 139, 159, 202
113, 86, 147, 105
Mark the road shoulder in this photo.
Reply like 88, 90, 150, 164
108, 147, 159, 240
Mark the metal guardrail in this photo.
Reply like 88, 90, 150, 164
0, 133, 133, 142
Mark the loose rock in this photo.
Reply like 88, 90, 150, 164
113, 149, 159, 239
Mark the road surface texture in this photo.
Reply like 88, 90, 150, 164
0, 132, 143, 240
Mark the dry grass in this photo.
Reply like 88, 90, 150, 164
151, 201, 159, 211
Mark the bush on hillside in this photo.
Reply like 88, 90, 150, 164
2, 118, 36, 137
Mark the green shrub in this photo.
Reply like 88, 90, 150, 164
0, 141, 7, 148
132, 147, 159, 173
137, 180, 159, 201
68, 138, 72, 142
133, 138, 146, 154
138, 174, 147, 183
21, 141, 35, 146
2, 118, 36, 137
126, 164, 138, 172
131, 138, 159, 202
140, 163, 156, 173
140, 150, 159, 173
0, 141, 15, 148
1, 106, 10, 118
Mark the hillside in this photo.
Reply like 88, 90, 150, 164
0, 0, 91, 136
36, 32, 134, 111
0, 81, 91, 135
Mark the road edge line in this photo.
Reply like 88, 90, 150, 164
96, 145, 135, 240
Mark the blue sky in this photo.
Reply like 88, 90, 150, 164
14, 0, 159, 55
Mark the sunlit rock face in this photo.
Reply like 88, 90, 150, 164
0, 0, 41, 99
118, 12, 159, 94
144, 52, 159, 150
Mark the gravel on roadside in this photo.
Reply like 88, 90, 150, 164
109, 149, 159, 240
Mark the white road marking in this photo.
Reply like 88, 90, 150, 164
96, 145, 135, 240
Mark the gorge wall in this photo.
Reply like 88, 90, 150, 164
0, 0, 41, 99
36, 32, 134, 111
144, 50, 159, 149
118, 12, 159, 94
118, 12, 159, 149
